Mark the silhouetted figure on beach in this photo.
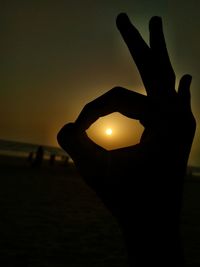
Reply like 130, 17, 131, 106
49, 153, 56, 166
57, 14, 196, 266
27, 151, 34, 165
32, 145, 44, 167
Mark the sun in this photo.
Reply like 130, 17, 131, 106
105, 128, 113, 136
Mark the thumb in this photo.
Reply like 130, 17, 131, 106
57, 123, 80, 160
178, 74, 192, 108
57, 122, 105, 163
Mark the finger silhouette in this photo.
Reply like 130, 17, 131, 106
149, 16, 176, 95
75, 87, 148, 130
178, 74, 192, 109
57, 123, 105, 163
116, 13, 153, 95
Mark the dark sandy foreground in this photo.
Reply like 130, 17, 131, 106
0, 155, 199, 266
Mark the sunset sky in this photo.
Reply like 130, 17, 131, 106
1, 0, 200, 165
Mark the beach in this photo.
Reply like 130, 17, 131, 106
0, 154, 199, 266
0, 155, 128, 266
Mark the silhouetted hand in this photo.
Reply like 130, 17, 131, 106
57, 14, 196, 266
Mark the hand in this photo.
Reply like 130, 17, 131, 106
57, 14, 196, 266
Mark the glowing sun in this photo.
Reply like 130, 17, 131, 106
105, 128, 113, 136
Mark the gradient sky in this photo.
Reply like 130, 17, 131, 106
1, 0, 200, 165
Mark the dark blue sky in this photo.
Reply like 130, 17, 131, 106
1, 0, 200, 165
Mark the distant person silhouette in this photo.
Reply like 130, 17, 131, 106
49, 153, 56, 166
57, 14, 196, 266
27, 151, 34, 164
33, 145, 44, 167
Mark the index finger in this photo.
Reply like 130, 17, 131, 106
75, 87, 148, 131
116, 13, 154, 95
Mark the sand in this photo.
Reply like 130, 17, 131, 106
0, 155, 199, 266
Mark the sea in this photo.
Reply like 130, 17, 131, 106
0, 139, 68, 159
1, 138, 199, 175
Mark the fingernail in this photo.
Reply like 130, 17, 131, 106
149, 16, 162, 30
116, 13, 131, 29
184, 74, 192, 85
185, 74, 192, 81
